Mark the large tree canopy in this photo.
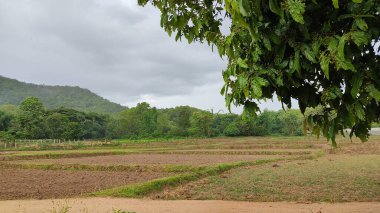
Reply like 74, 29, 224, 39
138, 0, 380, 146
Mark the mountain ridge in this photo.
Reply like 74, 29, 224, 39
0, 75, 126, 114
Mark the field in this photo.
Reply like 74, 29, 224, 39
0, 136, 379, 212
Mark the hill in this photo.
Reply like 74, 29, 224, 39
0, 75, 126, 114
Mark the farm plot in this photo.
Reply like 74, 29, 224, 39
0, 136, 330, 201
0, 169, 170, 200
10, 154, 279, 166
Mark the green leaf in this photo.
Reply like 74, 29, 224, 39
294, 50, 301, 73
175, 32, 181, 42
326, 37, 338, 52
322, 87, 342, 101
328, 120, 337, 147
251, 76, 268, 98
226, 94, 233, 111
351, 31, 370, 46
352, 0, 363, 3
366, 84, 380, 102
269, 33, 281, 45
351, 74, 363, 98
312, 40, 321, 55
332, 0, 339, 8
354, 103, 365, 121
354, 18, 368, 31
337, 58, 356, 72
263, 37, 272, 51
276, 76, 284, 86
251, 82, 262, 98
253, 0, 263, 19
269, 0, 283, 17
217, 45, 225, 57
337, 35, 347, 59
287, 0, 306, 24
220, 85, 226, 96
237, 58, 249, 68
320, 53, 330, 79
238, 75, 248, 89
275, 44, 286, 64
301, 45, 317, 63
238, 0, 250, 17
243, 101, 259, 116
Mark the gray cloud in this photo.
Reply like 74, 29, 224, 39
0, 0, 283, 113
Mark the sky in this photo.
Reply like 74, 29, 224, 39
0, 0, 286, 113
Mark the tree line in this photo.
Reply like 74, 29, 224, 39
0, 97, 305, 141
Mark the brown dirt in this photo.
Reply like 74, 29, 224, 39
12, 154, 278, 166
0, 198, 379, 213
0, 169, 168, 200
329, 142, 380, 154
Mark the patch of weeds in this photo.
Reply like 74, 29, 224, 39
113, 209, 136, 213
50, 201, 71, 213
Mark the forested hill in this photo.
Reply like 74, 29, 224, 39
0, 75, 125, 114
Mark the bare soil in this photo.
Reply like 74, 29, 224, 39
0, 198, 379, 213
0, 169, 168, 200
12, 154, 277, 166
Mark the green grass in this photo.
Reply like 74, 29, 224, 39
170, 155, 380, 202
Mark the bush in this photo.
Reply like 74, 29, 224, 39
223, 122, 240, 137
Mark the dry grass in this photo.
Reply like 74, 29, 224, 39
155, 154, 380, 202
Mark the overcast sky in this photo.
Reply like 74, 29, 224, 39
0, 0, 286, 113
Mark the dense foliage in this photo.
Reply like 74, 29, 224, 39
138, 0, 380, 146
0, 97, 305, 140
1, 97, 108, 140
0, 75, 125, 114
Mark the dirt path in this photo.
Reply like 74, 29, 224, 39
0, 198, 379, 213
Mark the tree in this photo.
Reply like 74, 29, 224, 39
0, 110, 12, 131
138, 0, 380, 146
45, 113, 69, 139
277, 109, 304, 136
250, 110, 276, 136
120, 102, 158, 137
224, 122, 241, 136
62, 122, 82, 140
106, 117, 123, 139
190, 111, 213, 137
156, 113, 172, 136
18, 97, 46, 139
212, 113, 239, 136
173, 106, 192, 136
